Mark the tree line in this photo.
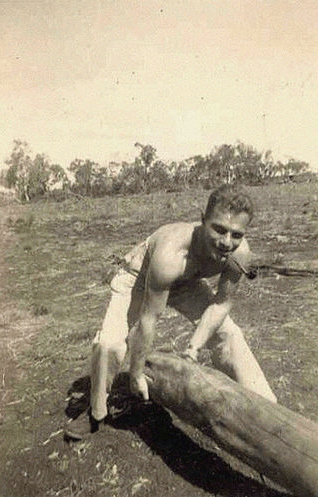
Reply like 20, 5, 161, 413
1, 139, 314, 202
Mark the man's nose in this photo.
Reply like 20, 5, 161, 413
220, 233, 231, 249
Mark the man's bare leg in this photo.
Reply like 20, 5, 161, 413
208, 316, 277, 403
65, 270, 138, 439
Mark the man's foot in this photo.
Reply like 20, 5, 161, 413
64, 409, 106, 441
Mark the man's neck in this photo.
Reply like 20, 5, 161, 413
190, 225, 219, 267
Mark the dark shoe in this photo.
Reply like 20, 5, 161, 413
64, 409, 106, 441
108, 393, 150, 420
108, 397, 136, 420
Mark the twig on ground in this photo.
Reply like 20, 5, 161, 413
41, 429, 64, 446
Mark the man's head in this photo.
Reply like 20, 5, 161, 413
204, 184, 254, 223
201, 184, 254, 260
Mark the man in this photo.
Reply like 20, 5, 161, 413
65, 184, 276, 440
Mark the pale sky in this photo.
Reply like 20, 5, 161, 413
2, 0, 318, 170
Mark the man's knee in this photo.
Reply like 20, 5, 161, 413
218, 317, 243, 339
208, 320, 245, 374
216, 322, 278, 404
208, 319, 244, 353
267, 391, 277, 404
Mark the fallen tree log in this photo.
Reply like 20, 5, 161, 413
251, 263, 318, 278
145, 352, 318, 497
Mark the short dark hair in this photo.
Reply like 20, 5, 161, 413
204, 184, 254, 222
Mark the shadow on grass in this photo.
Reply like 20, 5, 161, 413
66, 373, 289, 497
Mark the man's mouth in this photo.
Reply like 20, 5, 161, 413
217, 248, 231, 257
207, 243, 231, 260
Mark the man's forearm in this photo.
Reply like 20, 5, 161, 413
129, 312, 156, 378
188, 302, 231, 352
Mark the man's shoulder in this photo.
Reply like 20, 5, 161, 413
149, 222, 198, 248
147, 222, 197, 286
152, 221, 198, 235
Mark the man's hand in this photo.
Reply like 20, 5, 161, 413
130, 373, 149, 401
183, 345, 199, 362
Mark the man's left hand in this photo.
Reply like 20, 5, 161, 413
182, 346, 198, 362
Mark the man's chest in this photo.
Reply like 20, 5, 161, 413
179, 254, 224, 282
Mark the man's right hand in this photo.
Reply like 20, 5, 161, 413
130, 373, 149, 401
183, 345, 199, 362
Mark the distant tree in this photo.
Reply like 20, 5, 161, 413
5, 141, 52, 200
211, 144, 236, 184
27, 153, 51, 198
283, 158, 309, 178
5, 140, 69, 201
91, 166, 112, 196
69, 159, 96, 196
133, 143, 158, 192
232, 142, 265, 185
273, 159, 309, 183
134, 143, 157, 174
171, 161, 190, 191
68, 159, 112, 197
49, 164, 70, 190
108, 161, 122, 177
257, 149, 276, 182
7, 139, 309, 200
187, 149, 231, 188
188, 155, 209, 187
5, 140, 32, 200
146, 160, 170, 192
115, 162, 145, 194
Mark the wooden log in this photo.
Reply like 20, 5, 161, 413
251, 263, 318, 278
145, 352, 318, 497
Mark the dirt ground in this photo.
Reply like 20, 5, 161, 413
1, 184, 318, 497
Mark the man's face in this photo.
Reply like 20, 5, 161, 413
202, 208, 250, 260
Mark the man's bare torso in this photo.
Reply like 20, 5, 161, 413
124, 222, 251, 287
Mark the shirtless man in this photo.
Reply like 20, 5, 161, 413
65, 184, 276, 440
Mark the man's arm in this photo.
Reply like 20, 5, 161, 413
129, 285, 169, 399
129, 247, 183, 399
186, 263, 242, 359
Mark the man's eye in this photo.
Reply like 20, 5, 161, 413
232, 231, 243, 239
212, 225, 227, 235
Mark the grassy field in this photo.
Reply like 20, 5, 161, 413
1, 183, 318, 497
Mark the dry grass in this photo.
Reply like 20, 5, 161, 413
1, 184, 318, 497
